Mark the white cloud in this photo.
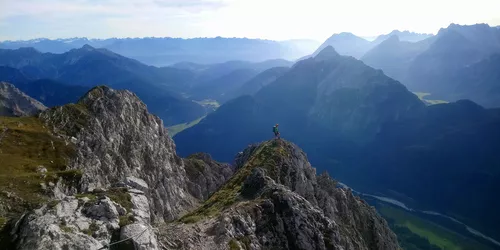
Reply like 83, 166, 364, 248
1, 0, 499, 41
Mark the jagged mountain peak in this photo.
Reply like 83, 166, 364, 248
77, 85, 137, 104
172, 139, 399, 249
2, 84, 400, 249
330, 32, 366, 40
385, 34, 401, 42
314, 45, 341, 60
0, 81, 47, 116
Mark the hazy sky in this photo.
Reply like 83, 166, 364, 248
1, 0, 499, 41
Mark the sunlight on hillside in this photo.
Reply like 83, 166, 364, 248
168, 116, 205, 137
414, 92, 449, 105
195, 99, 220, 109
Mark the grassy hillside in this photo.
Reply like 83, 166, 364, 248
0, 116, 79, 232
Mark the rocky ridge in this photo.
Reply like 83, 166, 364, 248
160, 140, 400, 250
0, 82, 47, 116
1, 86, 399, 250
4, 86, 233, 249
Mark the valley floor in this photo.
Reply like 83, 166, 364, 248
374, 202, 494, 250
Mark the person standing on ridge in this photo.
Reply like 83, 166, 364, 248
273, 124, 280, 139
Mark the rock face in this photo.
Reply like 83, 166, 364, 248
15, 196, 122, 250
184, 153, 234, 200
40, 86, 198, 222
0, 82, 47, 116
159, 140, 400, 250
6, 86, 398, 250
9, 86, 231, 249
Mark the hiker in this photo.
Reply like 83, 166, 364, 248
273, 124, 280, 139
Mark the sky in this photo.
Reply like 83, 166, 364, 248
1, 0, 500, 42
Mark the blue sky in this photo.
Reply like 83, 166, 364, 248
1, 0, 500, 41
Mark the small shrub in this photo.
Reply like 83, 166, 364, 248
119, 215, 134, 227
228, 239, 240, 250
82, 221, 100, 236
106, 188, 133, 212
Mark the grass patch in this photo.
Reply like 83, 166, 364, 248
47, 200, 60, 209
54, 169, 83, 186
60, 225, 74, 233
119, 215, 134, 227
228, 239, 240, 250
43, 103, 90, 136
184, 157, 207, 178
403, 221, 459, 250
82, 221, 100, 236
106, 188, 133, 212
378, 203, 492, 250
167, 116, 205, 137
0, 116, 75, 219
0, 217, 6, 228
179, 140, 286, 223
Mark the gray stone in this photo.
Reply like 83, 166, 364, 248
120, 223, 159, 250
158, 140, 400, 250
0, 82, 47, 117
40, 86, 199, 222
129, 191, 151, 224
14, 197, 114, 250
125, 176, 149, 191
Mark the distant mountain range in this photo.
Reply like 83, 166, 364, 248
0, 45, 206, 125
361, 23, 500, 107
0, 45, 297, 125
0, 67, 90, 108
0, 37, 320, 66
179, 59, 293, 102
313, 30, 432, 59
174, 46, 500, 243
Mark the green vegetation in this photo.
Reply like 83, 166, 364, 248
227, 236, 252, 250
119, 215, 134, 227
0, 217, 6, 228
378, 203, 492, 250
55, 169, 83, 186
47, 200, 60, 209
82, 221, 100, 236
180, 140, 285, 223
414, 92, 448, 105
48, 103, 90, 136
228, 239, 240, 250
0, 116, 76, 219
75, 188, 133, 227
60, 225, 75, 233
167, 116, 205, 137
105, 188, 133, 212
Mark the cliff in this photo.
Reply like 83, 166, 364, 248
0, 86, 398, 250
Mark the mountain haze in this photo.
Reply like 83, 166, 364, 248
361, 23, 500, 107
0, 46, 206, 125
0, 37, 319, 66
174, 45, 500, 243
175, 46, 424, 161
